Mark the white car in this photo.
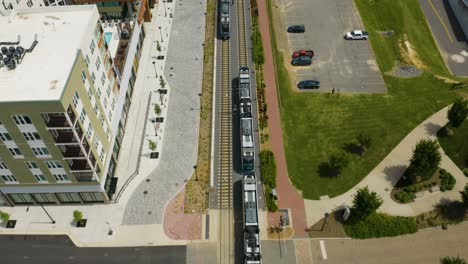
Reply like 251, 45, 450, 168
344, 30, 369, 40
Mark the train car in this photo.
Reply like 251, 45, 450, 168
241, 117, 255, 172
219, 0, 230, 39
239, 67, 251, 118
243, 174, 262, 264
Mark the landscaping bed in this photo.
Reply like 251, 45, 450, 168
344, 213, 418, 239
438, 120, 468, 173
260, 150, 278, 212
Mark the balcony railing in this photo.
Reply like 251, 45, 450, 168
73, 171, 95, 182
42, 114, 71, 128
68, 159, 93, 171
61, 145, 86, 158
54, 130, 79, 144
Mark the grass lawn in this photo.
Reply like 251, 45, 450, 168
438, 121, 468, 171
268, 0, 468, 199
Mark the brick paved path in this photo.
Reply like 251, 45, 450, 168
257, 0, 308, 238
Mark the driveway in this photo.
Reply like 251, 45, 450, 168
279, 0, 386, 93
418, 0, 468, 76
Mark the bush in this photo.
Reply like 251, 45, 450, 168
447, 98, 468, 128
441, 256, 467, 264
159, 76, 166, 88
0, 211, 10, 222
73, 210, 83, 222
394, 191, 414, 203
260, 150, 277, 188
439, 169, 456, 191
463, 168, 468, 177
328, 150, 351, 173
357, 133, 372, 149
344, 213, 417, 239
264, 185, 278, 212
154, 104, 162, 115
148, 139, 157, 151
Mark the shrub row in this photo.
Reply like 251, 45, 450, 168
260, 150, 277, 212
344, 213, 418, 239
439, 169, 456, 191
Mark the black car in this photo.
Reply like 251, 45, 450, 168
287, 24, 305, 33
297, 80, 320, 89
291, 56, 312, 66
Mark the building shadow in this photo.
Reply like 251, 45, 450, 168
442, 0, 468, 43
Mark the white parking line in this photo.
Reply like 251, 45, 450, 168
319, 240, 328, 260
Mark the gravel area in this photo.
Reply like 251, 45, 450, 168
389, 63, 423, 78
122, 0, 206, 225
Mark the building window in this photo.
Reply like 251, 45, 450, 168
32, 147, 50, 157
86, 125, 94, 139
90, 40, 96, 55
25, 161, 39, 169
22, 132, 41, 141
108, 111, 113, 122
101, 73, 106, 86
80, 192, 104, 203
100, 152, 105, 161
95, 57, 101, 71
96, 88, 102, 99
53, 174, 71, 183
27, 0, 33, 7
99, 115, 105, 127
81, 71, 87, 83
32, 193, 56, 204
91, 72, 96, 83
88, 89, 93, 100
46, 161, 63, 169
85, 55, 90, 67
93, 103, 99, 116
79, 109, 86, 123
12, 115, 32, 125
111, 98, 116, 111
34, 174, 48, 183
8, 194, 33, 204
72, 91, 80, 107
93, 137, 99, 149
57, 193, 82, 203
8, 147, 23, 158
0, 132, 12, 141
1, 174, 18, 183
0, 162, 8, 169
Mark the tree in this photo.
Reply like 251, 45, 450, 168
148, 139, 157, 151
154, 104, 162, 116
73, 210, 83, 222
408, 139, 441, 182
328, 150, 350, 172
159, 76, 166, 88
156, 41, 161, 52
461, 185, 468, 208
447, 99, 468, 128
352, 186, 383, 219
441, 256, 466, 264
357, 133, 372, 149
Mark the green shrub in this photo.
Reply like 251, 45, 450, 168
73, 210, 83, 222
408, 139, 441, 182
260, 150, 277, 188
441, 256, 467, 264
439, 169, 456, 191
264, 185, 278, 212
344, 213, 418, 239
394, 191, 414, 203
463, 168, 468, 177
0, 211, 10, 222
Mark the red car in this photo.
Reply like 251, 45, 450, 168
292, 50, 314, 58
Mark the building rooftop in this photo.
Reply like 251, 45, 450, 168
0, 6, 98, 102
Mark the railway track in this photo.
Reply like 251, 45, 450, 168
217, 38, 233, 263
237, 0, 248, 67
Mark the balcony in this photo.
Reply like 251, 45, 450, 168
73, 171, 95, 182
53, 130, 79, 144
42, 113, 71, 128
68, 159, 93, 171
61, 145, 86, 158
67, 107, 76, 125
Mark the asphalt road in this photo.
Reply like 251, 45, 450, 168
0, 235, 186, 264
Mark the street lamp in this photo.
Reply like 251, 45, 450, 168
163, 0, 167, 17
158, 26, 164, 42
193, 165, 198, 181
40, 204, 56, 224
152, 61, 158, 78
321, 212, 330, 231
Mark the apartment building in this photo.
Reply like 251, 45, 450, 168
0, 4, 146, 206
1, 0, 71, 10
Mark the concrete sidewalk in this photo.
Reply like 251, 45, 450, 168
304, 106, 468, 226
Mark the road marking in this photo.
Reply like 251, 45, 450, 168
427, 0, 454, 43
319, 240, 328, 260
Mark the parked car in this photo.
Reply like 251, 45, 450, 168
287, 24, 305, 33
297, 80, 320, 89
344, 30, 368, 40
292, 49, 314, 58
291, 56, 312, 66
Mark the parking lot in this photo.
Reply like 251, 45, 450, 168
277, 0, 387, 93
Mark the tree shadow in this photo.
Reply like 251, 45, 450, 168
318, 162, 340, 178
424, 122, 442, 136
436, 198, 466, 222
342, 142, 364, 156
383, 165, 408, 186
